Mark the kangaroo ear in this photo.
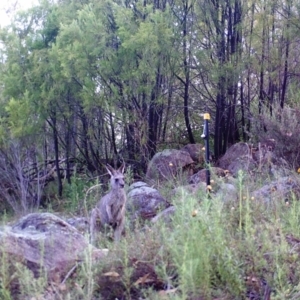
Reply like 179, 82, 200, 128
118, 162, 125, 174
105, 164, 115, 176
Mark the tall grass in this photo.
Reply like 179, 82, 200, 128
162, 177, 300, 299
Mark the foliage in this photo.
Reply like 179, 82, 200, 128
0, 0, 300, 198
63, 173, 97, 213
1, 0, 300, 296
250, 102, 300, 169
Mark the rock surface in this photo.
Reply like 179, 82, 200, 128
172, 182, 207, 197
66, 216, 90, 233
180, 143, 204, 165
151, 206, 176, 224
127, 181, 170, 222
251, 176, 300, 205
214, 182, 238, 202
189, 167, 227, 184
0, 213, 106, 281
146, 149, 194, 184
217, 141, 289, 178
217, 142, 255, 177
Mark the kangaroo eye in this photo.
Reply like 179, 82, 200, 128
115, 179, 119, 183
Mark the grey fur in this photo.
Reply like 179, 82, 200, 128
90, 163, 126, 243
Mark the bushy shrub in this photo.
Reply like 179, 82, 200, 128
250, 102, 300, 169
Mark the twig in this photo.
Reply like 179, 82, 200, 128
84, 184, 103, 218
61, 264, 78, 285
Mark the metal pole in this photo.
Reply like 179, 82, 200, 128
201, 113, 211, 189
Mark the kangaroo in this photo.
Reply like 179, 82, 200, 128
90, 163, 126, 243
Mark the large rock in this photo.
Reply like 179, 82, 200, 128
218, 141, 290, 179
171, 182, 207, 199
127, 181, 170, 222
251, 176, 300, 206
151, 206, 176, 224
214, 182, 238, 202
189, 167, 227, 184
172, 179, 237, 203
252, 140, 290, 179
0, 213, 106, 281
66, 216, 90, 233
218, 142, 255, 176
227, 155, 257, 177
181, 143, 204, 165
146, 149, 194, 184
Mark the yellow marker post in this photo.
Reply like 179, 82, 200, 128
203, 113, 210, 120
201, 113, 211, 189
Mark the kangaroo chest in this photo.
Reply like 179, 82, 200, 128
111, 192, 126, 218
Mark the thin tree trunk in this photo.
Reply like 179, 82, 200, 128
49, 112, 63, 197
280, 1, 291, 109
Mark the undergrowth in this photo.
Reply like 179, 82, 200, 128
1, 171, 300, 299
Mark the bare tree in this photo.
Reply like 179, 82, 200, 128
0, 139, 46, 215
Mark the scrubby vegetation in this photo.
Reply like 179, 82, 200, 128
1, 170, 300, 300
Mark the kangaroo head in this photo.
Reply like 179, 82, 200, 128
106, 163, 125, 189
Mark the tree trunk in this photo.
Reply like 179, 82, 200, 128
49, 111, 63, 197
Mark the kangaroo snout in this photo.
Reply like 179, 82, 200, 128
115, 177, 125, 188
